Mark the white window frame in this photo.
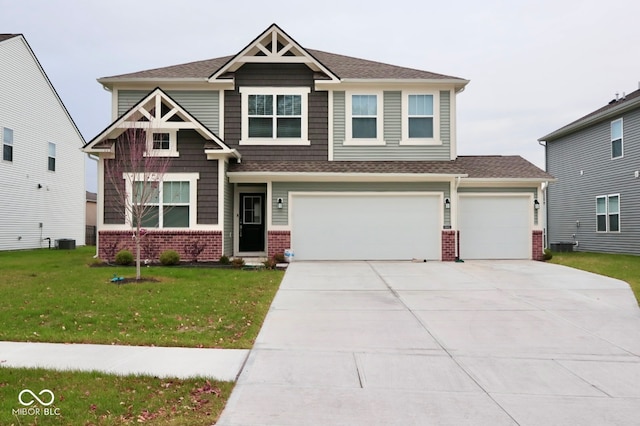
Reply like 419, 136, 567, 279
47, 142, 56, 172
344, 91, 385, 146
124, 172, 199, 229
2, 127, 13, 163
611, 118, 623, 159
146, 129, 179, 157
401, 92, 440, 145
239, 87, 310, 146
596, 194, 620, 233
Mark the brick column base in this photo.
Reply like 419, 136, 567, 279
532, 230, 544, 261
267, 231, 291, 259
98, 230, 222, 262
442, 230, 458, 262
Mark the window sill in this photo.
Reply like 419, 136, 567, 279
239, 139, 311, 146
144, 151, 180, 158
342, 139, 386, 146
399, 139, 442, 146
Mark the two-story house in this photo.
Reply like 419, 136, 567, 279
0, 34, 86, 251
83, 24, 553, 262
540, 89, 640, 255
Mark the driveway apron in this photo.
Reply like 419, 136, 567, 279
217, 261, 640, 425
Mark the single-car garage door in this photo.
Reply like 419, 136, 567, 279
459, 195, 531, 259
291, 193, 441, 260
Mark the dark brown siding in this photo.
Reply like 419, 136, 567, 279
102, 130, 218, 225
224, 63, 328, 161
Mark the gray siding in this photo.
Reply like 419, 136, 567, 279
333, 90, 452, 161
224, 63, 328, 161
458, 187, 540, 225
546, 107, 640, 254
118, 90, 220, 134
223, 161, 233, 255
103, 129, 218, 225
272, 181, 450, 226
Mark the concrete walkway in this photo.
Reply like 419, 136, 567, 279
0, 342, 248, 381
217, 260, 640, 425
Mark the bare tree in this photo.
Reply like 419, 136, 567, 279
104, 127, 172, 279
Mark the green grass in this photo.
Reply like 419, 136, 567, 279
0, 247, 284, 348
550, 251, 640, 304
0, 367, 233, 425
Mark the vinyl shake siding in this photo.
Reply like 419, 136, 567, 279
546, 107, 640, 255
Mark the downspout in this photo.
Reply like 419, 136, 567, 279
454, 176, 464, 262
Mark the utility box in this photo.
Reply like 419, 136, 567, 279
56, 239, 76, 250
550, 242, 573, 252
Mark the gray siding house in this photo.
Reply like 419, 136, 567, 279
540, 89, 640, 255
84, 24, 553, 262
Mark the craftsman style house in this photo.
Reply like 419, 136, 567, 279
84, 24, 553, 261
540, 89, 640, 255
1, 34, 86, 251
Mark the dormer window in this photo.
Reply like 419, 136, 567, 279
147, 130, 179, 157
240, 87, 310, 145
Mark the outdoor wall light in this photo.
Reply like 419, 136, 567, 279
534, 199, 540, 210
37, 183, 43, 189
444, 198, 451, 209
276, 198, 283, 209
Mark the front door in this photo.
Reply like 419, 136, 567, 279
239, 193, 265, 252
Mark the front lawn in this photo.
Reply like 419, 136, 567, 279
550, 251, 640, 305
0, 367, 233, 425
0, 247, 283, 348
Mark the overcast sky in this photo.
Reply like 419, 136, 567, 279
3, 0, 640, 192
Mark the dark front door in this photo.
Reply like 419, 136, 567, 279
239, 193, 265, 252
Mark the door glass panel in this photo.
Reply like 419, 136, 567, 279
243, 196, 262, 225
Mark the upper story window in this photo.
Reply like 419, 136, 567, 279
147, 130, 179, 157
596, 194, 620, 232
401, 92, 440, 145
611, 119, 623, 159
2, 127, 13, 162
344, 92, 384, 145
48, 142, 56, 172
240, 87, 310, 145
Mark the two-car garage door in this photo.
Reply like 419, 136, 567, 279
291, 193, 441, 260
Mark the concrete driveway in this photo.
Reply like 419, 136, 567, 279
218, 261, 640, 425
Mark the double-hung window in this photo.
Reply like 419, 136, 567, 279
345, 93, 384, 145
2, 127, 13, 162
596, 194, 620, 232
611, 119, 623, 159
401, 92, 439, 145
48, 142, 56, 172
240, 87, 309, 145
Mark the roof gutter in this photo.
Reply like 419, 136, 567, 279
228, 172, 467, 183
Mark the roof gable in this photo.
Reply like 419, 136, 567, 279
208, 23, 339, 82
83, 88, 236, 157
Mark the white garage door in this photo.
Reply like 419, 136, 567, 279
459, 195, 531, 259
291, 193, 441, 260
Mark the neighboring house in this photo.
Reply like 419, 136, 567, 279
0, 34, 86, 251
83, 24, 553, 261
540, 89, 640, 255
86, 191, 97, 245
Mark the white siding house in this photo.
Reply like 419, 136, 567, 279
0, 34, 85, 251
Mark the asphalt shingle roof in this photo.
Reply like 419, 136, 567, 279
228, 156, 553, 180
0, 34, 19, 42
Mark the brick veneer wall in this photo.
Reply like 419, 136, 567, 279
442, 230, 458, 261
99, 230, 222, 262
267, 231, 291, 259
532, 230, 544, 261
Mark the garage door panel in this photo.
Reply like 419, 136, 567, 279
459, 196, 531, 260
291, 194, 441, 260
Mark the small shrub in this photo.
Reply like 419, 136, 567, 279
231, 258, 245, 269
262, 258, 277, 270
273, 252, 285, 263
219, 255, 230, 265
115, 250, 134, 266
543, 248, 553, 261
184, 240, 206, 262
159, 250, 180, 266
